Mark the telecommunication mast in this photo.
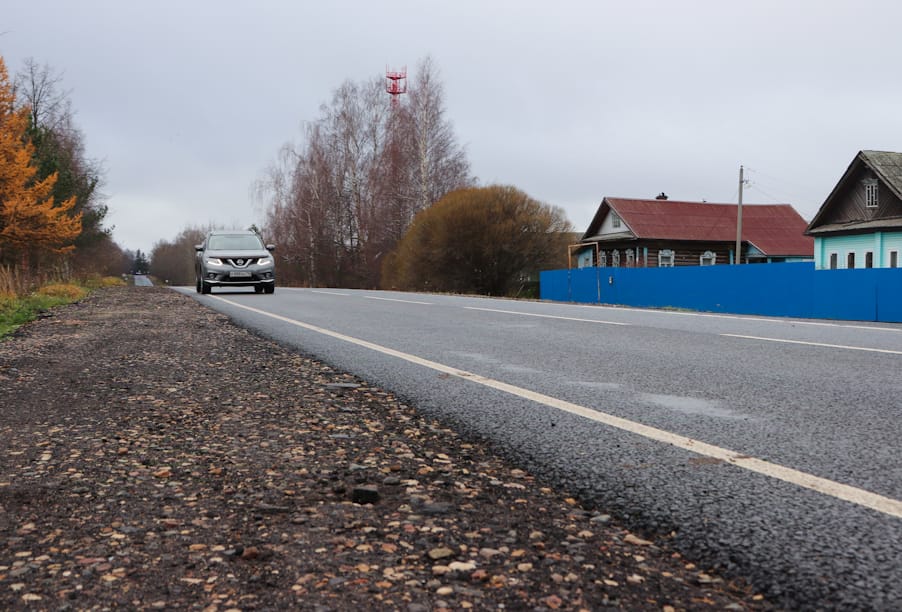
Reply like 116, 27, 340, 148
385, 66, 407, 107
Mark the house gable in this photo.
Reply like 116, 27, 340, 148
807, 150, 902, 235
599, 206, 632, 235
580, 198, 636, 241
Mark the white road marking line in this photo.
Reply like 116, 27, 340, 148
310, 290, 351, 296
364, 296, 433, 305
466, 306, 630, 326
214, 296, 902, 519
723, 334, 902, 355
569, 303, 902, 332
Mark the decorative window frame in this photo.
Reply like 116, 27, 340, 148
625, 249, 635, 267
700, 250, 716, 266
864, 178, 879, 209
599, 251, 607, 267
612, 250, 621, 267
658, 249, 675, 267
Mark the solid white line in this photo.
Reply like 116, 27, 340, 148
466, 306, 630, 326
310, 290, 351, 296
723, 334, 902, 355
214, 296, 902, 519
364, 296, 433, 305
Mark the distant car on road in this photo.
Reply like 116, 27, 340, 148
195, 230, 275, 294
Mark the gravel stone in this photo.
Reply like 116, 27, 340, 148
0, 287, 768, 610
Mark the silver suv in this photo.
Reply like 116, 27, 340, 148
195, 230, 276, 294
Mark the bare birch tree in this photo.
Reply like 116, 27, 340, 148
405, 57, 471, 216
257, 57, 471, 288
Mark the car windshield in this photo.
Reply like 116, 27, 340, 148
208, 234, 264, 251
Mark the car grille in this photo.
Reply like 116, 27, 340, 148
227, 258, 253, 267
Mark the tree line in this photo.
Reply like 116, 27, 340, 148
253, 57, 472, 289
0, 54, 130, 287
151, 58, 572, 295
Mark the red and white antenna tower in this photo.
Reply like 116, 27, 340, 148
386, 66, 407, 107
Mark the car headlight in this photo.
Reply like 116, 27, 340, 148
205, 257, 224, 266
256, 257, 272, 265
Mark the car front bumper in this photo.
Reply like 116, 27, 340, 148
201, 267, 275, 286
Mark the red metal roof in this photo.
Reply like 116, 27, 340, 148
600, 198, 813, 256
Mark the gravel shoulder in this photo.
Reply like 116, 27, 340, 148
0, 287, 769, 610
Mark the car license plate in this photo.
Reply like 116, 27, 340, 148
230, 271, 252, 278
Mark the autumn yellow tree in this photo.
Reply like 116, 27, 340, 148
0, 56, 81, 267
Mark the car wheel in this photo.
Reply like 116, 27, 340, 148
195, 277, 201, 293
254, 285, 263, 294
201, 280, 212, 294
264, 284, 275, 294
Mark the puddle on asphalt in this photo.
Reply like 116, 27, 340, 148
501, 364, 543, 374
450, 351, 496, 363
450, 351, 542, 375
639, 393, 749, 419
569, 381, 623, 391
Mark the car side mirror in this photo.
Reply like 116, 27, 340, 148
266, 244, 276, 252
194, 244, 203, 252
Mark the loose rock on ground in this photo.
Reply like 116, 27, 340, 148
0, 287, 771, 610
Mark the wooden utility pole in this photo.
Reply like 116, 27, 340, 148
735, 165, 744, 264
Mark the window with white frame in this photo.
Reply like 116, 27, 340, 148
611, 214, 621, 229
829, 253, 838, 269
658, 249, 675, 267
891, 251, 899, 269
847, 252, 856, 269
612, 250, 620, 267
625, 249, 635, 266
700, 250, 716, 266
864, 179, 879, 209
599, 250, 607, 267
865, 251, 874, 268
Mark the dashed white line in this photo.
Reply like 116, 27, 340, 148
569, 303, 902, 332
466, 306, 630, 326
364, 296, 433, 305
214, 296, 902, 519
723, 334, 902, 355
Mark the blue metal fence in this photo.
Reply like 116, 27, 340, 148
539, 262, 902, 322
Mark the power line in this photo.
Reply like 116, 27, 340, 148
746, 182, 785, 204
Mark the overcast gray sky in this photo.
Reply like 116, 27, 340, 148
3, 1, 901, 255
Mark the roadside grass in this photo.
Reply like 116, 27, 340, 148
0, 276, 126, 338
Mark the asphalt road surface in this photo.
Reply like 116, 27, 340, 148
177, 286, 902, 609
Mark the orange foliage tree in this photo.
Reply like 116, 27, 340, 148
0, 56, 81, 267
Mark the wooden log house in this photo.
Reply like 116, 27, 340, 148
572, 195, 813, 269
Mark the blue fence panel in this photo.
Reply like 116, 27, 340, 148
713, 263, 814, 318
570, 267, 600, 303
810, 269, 878, 321
539, 269, 571, 302
876, 269, 902, 322
539, 262, 902, 322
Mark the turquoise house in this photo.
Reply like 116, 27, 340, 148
806, 150, 902, 269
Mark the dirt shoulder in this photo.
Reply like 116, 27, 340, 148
0, 287, 769, 610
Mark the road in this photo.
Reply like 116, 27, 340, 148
177, 286, 902, 609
